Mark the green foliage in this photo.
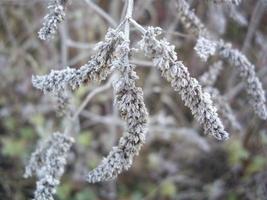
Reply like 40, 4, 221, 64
160, 180, 177, 198
57, 182, 72, 200
77, 131, 93, 148
3, 117, 16, 131
2, 138, 26, 157
73, 188, 97, 200
246, 155, 266, 175
20, 127, 35, 140
226, 140, 249, 166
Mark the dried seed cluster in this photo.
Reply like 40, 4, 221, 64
24, 133, 74, 200
177, 0, 267, 120
25, 0, 267, 199
38, 0, 68, 40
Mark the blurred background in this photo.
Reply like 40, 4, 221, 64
0, 0, 267, 199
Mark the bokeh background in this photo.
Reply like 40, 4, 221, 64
0, 0, 267, 199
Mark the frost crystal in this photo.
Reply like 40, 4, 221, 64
24, 132, 74, 200
33, 28, 124, 98
87, 42, 148, 183
139, 27, 229, 141
218, 41, 267, 119
199, 61, 223, 87
176, 0, 267, 120
194, 37, 217, 62
176, 0, 209, 37
211, 0, 242, 5
199, 62, 241, 130
206, 87, 241, 130
38, 0, 68, 40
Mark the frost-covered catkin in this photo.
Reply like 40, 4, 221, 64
211, 0, 242, 5
24, 132, 74, 200
177, 0, 267, 120
139, 27, 228, 140
217, 41, 267, 119
176, 0, 209, 37
194, 37, 217, 62
205, 87, 241, 130
32, 28, 123, 98
38, 0, 68, 40
86, 42, 148, 183
199, 61, 223, 87
199, 63, 241, 130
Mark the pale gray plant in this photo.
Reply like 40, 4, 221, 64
87, 41, 149, 183
33, 28, 124, 101
38, 0, 68, 40
211, 0, 242, 5
208, 4, 226, 35
217, 41, 267, 119
177, 0, 267, 120
199, 61, 223, 87
199, 62, 241, 130
138, 26, 229, 140
194, 36, 217, 62
205, 87, 242, 131
24, 132, 74, 200
27, 0, 266, 197
228, 5, 248, 27
176, 0, 209, 37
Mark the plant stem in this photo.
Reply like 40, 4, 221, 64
124, 0, 134, 40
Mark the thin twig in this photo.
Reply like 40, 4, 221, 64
84, 0, 117, 27
72, 75, 116, 121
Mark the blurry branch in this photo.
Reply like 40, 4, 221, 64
143, 174, 204, 200
242, 0, 266, 53
175, 0, 267, 120
84, 0, 117, 27
0, 0, 41, 6
67, 40, 95, 49
0, 7, 17, 46
226, 67, 267, 101
71, 74, 115, 121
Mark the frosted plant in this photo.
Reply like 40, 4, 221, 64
138, 26, 229, 141
199, 61, 223, 87
206, 87, 241, 130
211, 0, 242, 5
217, 41, 267, 119
194, 36, 217, 61
228, 5, 248, 27
208, 4, 226, 35
176, 0, 267, 120
24, 132, 74, 200
33, 28, 124, 101
38, 0, 68, 40
28, 0, 232, 195
87, 41, 149, 183
176, 0, 209, 37
199, 62, 241, 130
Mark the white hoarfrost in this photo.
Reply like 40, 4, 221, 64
24, 132, 74, 200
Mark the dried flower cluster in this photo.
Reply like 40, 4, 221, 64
87, 41, 148, 183
199, 61, 223, 87
176, 0, 209, 37
211, 0, 242, 5
199, 62, 241, 130
176, 0, 267, 120
25, 0, 267, 198
24, 132, 74, 200
217, 41, 267, 119
194, 36, 217, 62
33, 28, 124, 100
138, 27, 229, 140
38, 0, 68, 40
